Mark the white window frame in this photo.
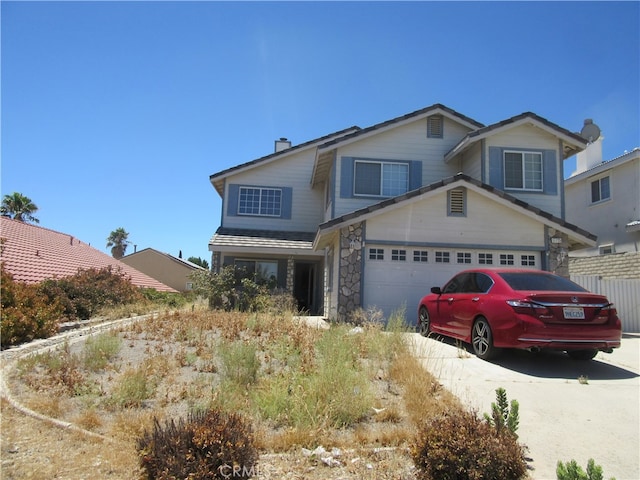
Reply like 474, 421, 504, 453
238, 187, 282, 217
435, 251, 450, 263
369, 248, 384, 260
391, 249, 406, 261
591, 175, 611, 204
479, 253, 493, 265
504, 150, 543, 191
413, 250, 428, 263
457, 252, 472, 264
500, 253, 515, 266
354, 160, 409, 197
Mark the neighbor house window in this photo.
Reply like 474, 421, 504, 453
591, 176, 610, 203
521, 255, 536, 266
457, 252, 472, 264
599, 244, 615, 255
500, 254, 515, 265
238, 187, 282, 216
504, 151, 543, 191
369, 248, 384, 260
435, 251, 450, 263
354, 160, 409, 197
413, 250, 428, 262
391, 249, 406, 261
479, 253, 493, 265
427, 115, 443, 138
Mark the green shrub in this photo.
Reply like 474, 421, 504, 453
190, 265, 296, 313
1, 265, 63, 347
38, 266, 144, 320
137, 409, 258, 479
412, 409, 527, 480
484, 387, 520, 437
140, 288, 190, 308
556, 458, 615, 480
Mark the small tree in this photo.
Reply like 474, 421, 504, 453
106, 227, 130, 259
1, 192, 39, 223
187, 256, 210, 269
484, 387, 520, 437
556, 458, 615, 480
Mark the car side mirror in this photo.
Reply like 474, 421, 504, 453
431, 286, 442, 295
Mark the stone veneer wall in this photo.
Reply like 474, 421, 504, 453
548, 231, 570, 278
337, 223, 362, 320
569, 251, 640, 279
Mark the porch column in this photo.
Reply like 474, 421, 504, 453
286, 256, 295, 293
548, 231, 570, 278
338, 222, 363, 320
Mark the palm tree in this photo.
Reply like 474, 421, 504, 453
106, 227, 130, 259
1, 192, 40, 223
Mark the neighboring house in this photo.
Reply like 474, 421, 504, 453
121, 248, 206, 292
565, 141, 640, 257
0, 217, 176, 292
209, 104, 596, 320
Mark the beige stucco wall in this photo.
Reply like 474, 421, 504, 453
121, 250, 200, 292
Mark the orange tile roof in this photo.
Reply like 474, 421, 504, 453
0, 217, 176, 292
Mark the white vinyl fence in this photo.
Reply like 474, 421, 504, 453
571, 275, 640, 333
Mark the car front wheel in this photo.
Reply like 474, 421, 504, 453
472, 317, 497, 360
418, 306, 430, 337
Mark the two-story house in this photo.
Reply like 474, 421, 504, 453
209, 104, 595, 320
565, 138, 640, 257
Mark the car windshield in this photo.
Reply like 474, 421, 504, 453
499, 272, 587, 292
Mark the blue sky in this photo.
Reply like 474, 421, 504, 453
2, 1, 639, 263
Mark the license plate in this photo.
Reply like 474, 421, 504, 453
563, 307, 585, 319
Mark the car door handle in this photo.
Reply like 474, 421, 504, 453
472, 297, 480, 302
447, 298, 454, 304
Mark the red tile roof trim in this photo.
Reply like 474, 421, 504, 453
0, 217, 176, 292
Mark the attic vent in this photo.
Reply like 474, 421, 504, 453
427, 115, 443, 138
448, 188, 466, 216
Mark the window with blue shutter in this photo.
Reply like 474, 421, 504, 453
488, 147, 557, 195
340, 157, 422, 198
227, 184, 292, 219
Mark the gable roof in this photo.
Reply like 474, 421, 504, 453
0, 217, 177, 292
444, 112, 588, 163
311, 103, 484, 187
209, 125, 360, 196
565, 147, 640, 186
122, 248, 207, 271
313, 173, 597, 250
318, 103, 484, 152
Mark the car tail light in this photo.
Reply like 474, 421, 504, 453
506, 299, 549, 315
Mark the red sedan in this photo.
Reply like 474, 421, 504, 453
417, 269, 622, 361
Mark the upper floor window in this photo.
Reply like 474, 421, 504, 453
427, 115, 443, 138
504, 151, 543, 191
354, 160, 409, 197
591, 176, 610, 203
238, 187, 282, 216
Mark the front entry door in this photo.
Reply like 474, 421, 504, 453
294, 262, 317, 314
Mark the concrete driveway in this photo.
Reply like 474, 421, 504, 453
408, 333, 640, 480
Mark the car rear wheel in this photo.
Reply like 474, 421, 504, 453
567, 349, 598, 361
418, 306, 430, 337
472, 317, 497, 360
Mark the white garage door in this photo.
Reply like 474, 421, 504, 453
362, 246, 541, 323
